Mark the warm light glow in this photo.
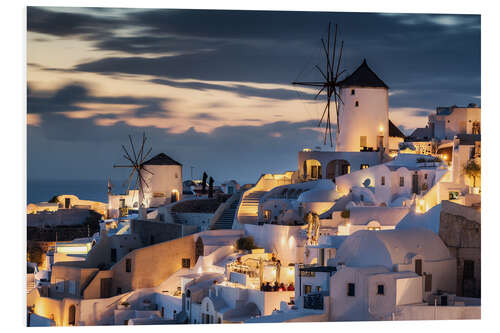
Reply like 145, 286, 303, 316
379, 125, 384, 132
302, 148, 312, 152
443, 155, 448, 160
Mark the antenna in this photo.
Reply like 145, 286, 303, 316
113, 132, 154, 219
293, 22, 345, 147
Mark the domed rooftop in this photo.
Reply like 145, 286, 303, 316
333, 229, 451, 270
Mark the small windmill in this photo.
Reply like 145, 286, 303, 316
293, 22, 345, 147
113, 133, 154, 218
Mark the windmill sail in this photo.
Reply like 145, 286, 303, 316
293, 22, 345, 147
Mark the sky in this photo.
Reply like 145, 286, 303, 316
26, 7, 480, 185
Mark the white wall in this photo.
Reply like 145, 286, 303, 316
337, 87, 389, 152
244, 224, 306, 265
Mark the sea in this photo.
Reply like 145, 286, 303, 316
27, 179, 127, 204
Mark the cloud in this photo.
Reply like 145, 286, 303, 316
27, 6, 121, 38
191, 112, 221, 121
27, 82, 172, 119
150, 78, 314, 100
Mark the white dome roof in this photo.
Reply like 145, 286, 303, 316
297, 188, 341, 203
333, 229, 451, 269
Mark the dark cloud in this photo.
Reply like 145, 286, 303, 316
150, 78, 315, 100
27, 7, 120, 39
190, 113, 221, 121
27, 82, 172, 118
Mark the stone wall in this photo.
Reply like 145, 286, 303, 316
439, 201, 481, 297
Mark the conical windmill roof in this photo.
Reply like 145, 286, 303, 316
143, 153, 182, 166
338, 59, 389, 89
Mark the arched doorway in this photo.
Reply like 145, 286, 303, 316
303, 159, 322, 180
326, 160, 351, 181
68, 305, 76, 326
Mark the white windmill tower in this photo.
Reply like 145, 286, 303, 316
113, 133, 154, 219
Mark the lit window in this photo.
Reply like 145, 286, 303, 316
360, 164, 369, 169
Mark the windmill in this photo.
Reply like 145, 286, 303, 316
113, 133, 154, 218
293, 22, 345, 147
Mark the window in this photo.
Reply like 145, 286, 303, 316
360, 194, 364, 201
119, 198, 126, 208
415, 259, 422, 276
360, 136, 367, 147
125, 259, 132, 273
351, 89, 355, 95
117, 287, 122, 294
399, 176, 404, 187
472, 122, 480, 135
355, 101, 359, 107
381, 176, 385, 186
463, 260, 475, 280
111, 248, 117, 263
347, 283, 355, 297
360, 164, 369, 169
316, 286, 322, 292
161, 307, 164, 318
182, 258, 191, 268
68, 280, 76, 295
377, 284, 384, 295
304, 284, 312, 295
449, 191, 459, 200
424, 174, 428, 180
425, 274, 432, 292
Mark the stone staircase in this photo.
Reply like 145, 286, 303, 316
211, 197, 241, 230
236, 191, 267, 225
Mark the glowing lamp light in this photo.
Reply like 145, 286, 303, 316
379, 125, 384, 132
443, 155, 448, 161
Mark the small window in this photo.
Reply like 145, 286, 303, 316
360, 194, 364, 201
449, 191, 459, 200
182, 258, 191, 268
360, 164, 369, 169
424, 174, 428, 179
316, 286, 321, 292
304, 284, 312, 295
381, 176, 385, 186
415, 259, 423, 276
111, 248, 117, 263
463, 260, 475, 280
351, 89, 355, 95
347, 283, 355, 297
377, 284, 384, 295
117, 287, 122, 294
125, 259, 132, 273
399, 177, 404, 187
425, 274, 432, 292
355, 101, 359, 107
